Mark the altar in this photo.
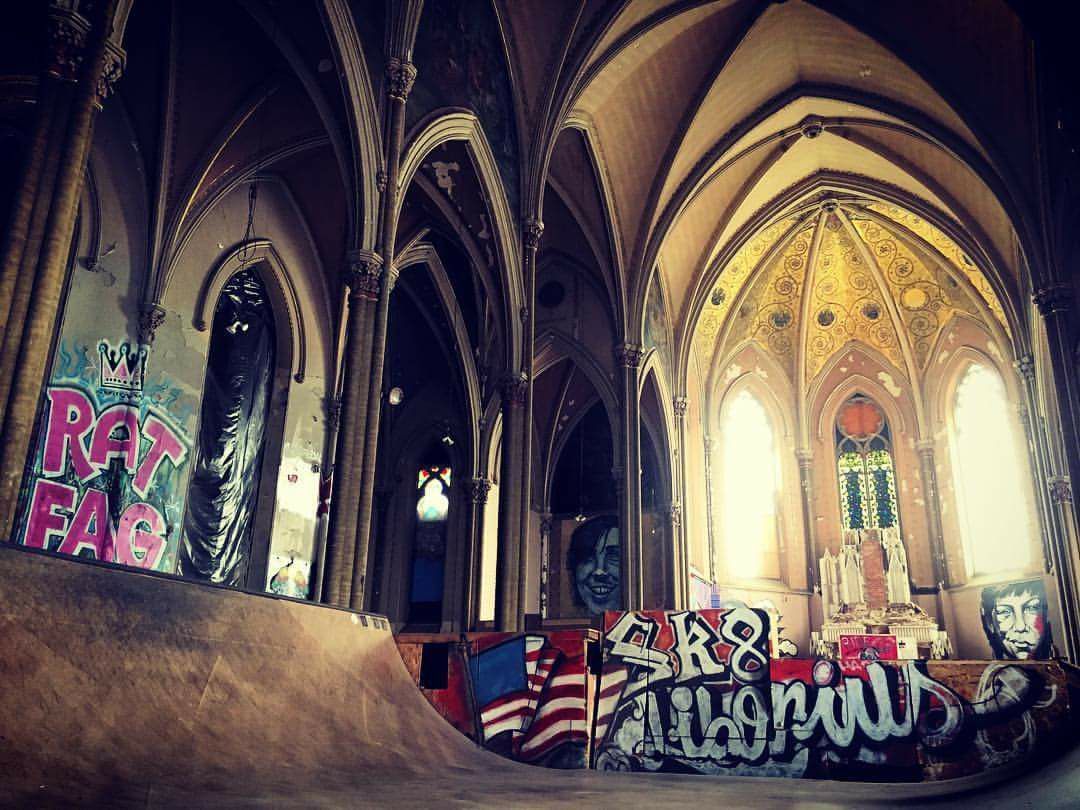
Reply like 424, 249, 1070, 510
813, 527, 951, 660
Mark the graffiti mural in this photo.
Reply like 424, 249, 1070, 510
17, 339, 193, 573
590, 609, 1071, 781
568, 516, 621, 616
981, 579, 1053, 660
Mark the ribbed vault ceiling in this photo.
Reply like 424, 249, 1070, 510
692, 197, 1010, 390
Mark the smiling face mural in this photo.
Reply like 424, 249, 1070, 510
568, 516, 621, 615
981, 579, 1052, 660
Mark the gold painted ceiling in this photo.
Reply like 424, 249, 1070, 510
694, 199, 1008, 388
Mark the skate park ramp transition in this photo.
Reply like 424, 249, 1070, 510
1, 543, 1079, 808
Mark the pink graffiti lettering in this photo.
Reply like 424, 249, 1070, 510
59, 488, 114, 560
87, 404, 141, 474
42, 388, 96, 480
115, 502, 166, 570
131, 415, 187, 498
23, 479, 77, 549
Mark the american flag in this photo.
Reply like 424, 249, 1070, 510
470, 634, 588, 762
592, 663, 629, 747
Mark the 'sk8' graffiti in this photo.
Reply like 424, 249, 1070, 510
594, 609, 1051, 780
18, 340, 191, 572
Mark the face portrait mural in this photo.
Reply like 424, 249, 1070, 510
980, 579, 1052, 660
567, 516, 621, 615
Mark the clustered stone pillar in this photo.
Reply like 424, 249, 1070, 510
1033, 283, 1080, 662
703, 433, 717, 583
322, 249, 383, 606
795, 449, 817, 591
1014, 353, 1068, 585
915, 439, 949, 588
348, 57, 417, 611
672, 396, 690, 609
0, 1, 124, 538
464, 477, 492, 629
515, 218, 543, 626
615, 343, 644, 609
495, 374, 527, 630
538, 513, 553, 620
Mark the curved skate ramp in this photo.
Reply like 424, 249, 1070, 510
0, 544, 1078, 808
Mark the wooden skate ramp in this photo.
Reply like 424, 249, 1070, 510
1, 544, 1079, 808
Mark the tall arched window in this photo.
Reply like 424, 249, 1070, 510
950, 362, 1033, 576
180, 267, 276, 586
834, 395, 899, 531
719, 390, 780, 580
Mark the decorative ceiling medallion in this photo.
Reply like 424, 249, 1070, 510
837, 398, 884, 440
770, 309, 793, 329
817, 309, 835, 327
900, 287, 929, 310
861, 302, 881, 320
710, 287, 725, 306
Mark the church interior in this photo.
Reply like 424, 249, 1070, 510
4, 0, 1080, 803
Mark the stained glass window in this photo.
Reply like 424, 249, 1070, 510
951, 362, 1033, 575
835, 397, 899, 531
718, 390, 781, 580
410, 463, 452, 624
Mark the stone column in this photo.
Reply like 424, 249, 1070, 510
539, 513, 553, 620
703, 433, 717, 583
795, 449, 818, 591
0, 0, 124, 537
915, 439, 949, 588
516, 218, 543, 625
350, 57, 416, 611
495, 374, 527, 630
1033, 283, 1080, 661
666, 501, 683, 609
321, 250, 382, 607
615, 343, 643, 609
464, 477, 492, 629
672, 396, 690, 608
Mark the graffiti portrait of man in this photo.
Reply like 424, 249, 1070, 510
568, 516, 620, 615
980, 579, 1052, 660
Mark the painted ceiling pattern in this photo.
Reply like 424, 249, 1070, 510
849, 214, 982, 369
728, 222, 814, 379
805, 213, 903, 381
865, 202, 1010, 335
696, 200, 1005, 389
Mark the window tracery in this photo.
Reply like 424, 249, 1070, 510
834, 395, 899, 532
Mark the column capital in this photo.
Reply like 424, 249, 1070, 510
795, 448, 813, 464
668, 501, 683, 527
324, 396, 342, 431
346, 249, 384, 302
468, 477, 493, 504
137, 303, 166, 346
97, 40, 126, 104
539, 513, 554, 535
1048, 475, 1073, 505
915, 438, 936, 456
614, 342, 644, 369
1033, 283, 1073, 317
1013, 353, 1036, 383
46, 5, 91, 83
500, 372, 529, 407
673, 396, 689, 417
523, 218, 544, 250
386, 57, 417, 102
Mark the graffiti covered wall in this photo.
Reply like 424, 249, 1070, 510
402, 610, 1078, 783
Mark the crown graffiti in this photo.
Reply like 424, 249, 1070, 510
98, 340, 148, 394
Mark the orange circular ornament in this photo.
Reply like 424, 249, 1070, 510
837, 398, 883, 439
